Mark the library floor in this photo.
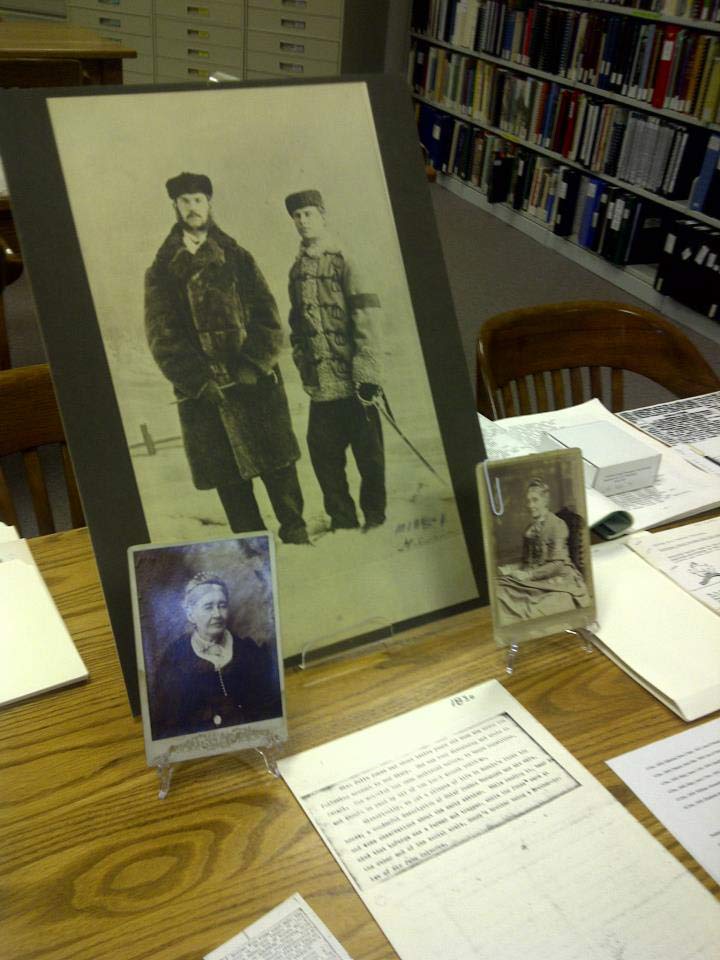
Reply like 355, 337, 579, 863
429, 183, 720, 406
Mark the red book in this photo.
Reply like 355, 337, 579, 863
551, 88, 571, 153
522, 7, 535, 65
650, 23, 680, 109
561, 91, 580, 156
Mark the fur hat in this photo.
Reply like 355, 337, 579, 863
166, 172, 213, 200
285, 189, 324, 216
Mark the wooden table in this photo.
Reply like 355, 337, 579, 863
2, 528, 718, 960
0, 21, 136, 86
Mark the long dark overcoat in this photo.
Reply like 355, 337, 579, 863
145, 222, 300, 486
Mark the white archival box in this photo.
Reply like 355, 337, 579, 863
540, 421, 661, 496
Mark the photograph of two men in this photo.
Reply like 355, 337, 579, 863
3, 79, 484, 672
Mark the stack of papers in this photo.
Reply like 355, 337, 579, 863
479, 398, 720, 538
592, 538, 720, 721
0, 524, 88, 707
608, 719, 720, 886
279, 681, 720, 959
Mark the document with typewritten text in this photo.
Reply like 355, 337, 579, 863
608, 719, 720, 886
279, 680, 719, 960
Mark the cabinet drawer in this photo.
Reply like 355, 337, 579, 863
249, 0, 341, 18
157, 36, 243, 68
123, 68, 154, 83
69, 0, 150, 16
156, 54, 244, 81
68, 7, 152, 38
247, 7, 340, 42
86, 29, 153, 56
123, 50, 154, 72
155, 0, 244, 28
246, 49, 337, 77
156, 16, 243, 48
247, 28, 337, 64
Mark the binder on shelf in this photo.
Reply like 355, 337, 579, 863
553, 166, 581, 237
689, 134, 720, 212
624, 203, 665, 264
487, 149, 514, 203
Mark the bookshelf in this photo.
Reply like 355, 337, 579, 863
409, 0, 720, 334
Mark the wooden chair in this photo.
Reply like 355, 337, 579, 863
477, 301, 720, 419
0, 363, 84, 536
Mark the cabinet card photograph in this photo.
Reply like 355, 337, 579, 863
478, 449, 596, 646
0, 76, 486, 712
129, 533, 286, 765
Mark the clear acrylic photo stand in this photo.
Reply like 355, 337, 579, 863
503, 621, 599, 675
152, 730, 286, 800
300, 616, 395, 670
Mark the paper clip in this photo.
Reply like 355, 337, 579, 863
482, 461, 504, 516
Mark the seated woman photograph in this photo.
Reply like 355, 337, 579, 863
496, 477, 590, 623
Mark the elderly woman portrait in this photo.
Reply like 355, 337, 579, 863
496, 477, 590, 623
149, 571, 282, 740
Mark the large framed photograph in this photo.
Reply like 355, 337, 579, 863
129, 533, 286, 765
478, 449, 596, 646
0, 76, 486, 712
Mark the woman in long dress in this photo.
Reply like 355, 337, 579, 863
496, 477, 590, 622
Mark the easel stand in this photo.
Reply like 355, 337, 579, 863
504, 622, 599, 675
152, 731, 286, 800
300, 617, 395, 670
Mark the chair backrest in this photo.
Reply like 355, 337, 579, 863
0, 363, 84, 536
556, 506, 585, 577
477, 301, 720, 418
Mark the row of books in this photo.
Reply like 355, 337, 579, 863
412, 0, 720, 42
583, 0, 720, 19
411, 0, 720, 121
411, 50, 711, 201
416, 103, 720, 316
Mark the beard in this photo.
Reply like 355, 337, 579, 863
175, 208, 212, 232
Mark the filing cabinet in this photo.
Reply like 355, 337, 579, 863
68, 0, 154, 83
63, 0, 387, 83
154, 0, 244, 81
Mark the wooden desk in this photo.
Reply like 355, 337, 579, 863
0, 22, 136, 86
2, 528, 718, 960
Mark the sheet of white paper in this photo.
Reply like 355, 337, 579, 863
592, 540, 720, 720
673, 443, 720, 476
279, 680, 720, 960
479, 400, 720, 534
0, 521, 19, 543
696, 436, 720, 459
0, 559, 88, 706
619, 391, 720, 445
0, 539, 34, 565
607, 719, 720, 885
204, 893, 352, 960
627, 517, 720, 614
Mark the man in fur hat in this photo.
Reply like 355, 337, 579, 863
145, 172, 309, 544
284, 189, 386, 532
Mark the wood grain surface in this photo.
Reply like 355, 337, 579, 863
0, 23, 136, 60
1, 527, 717, 960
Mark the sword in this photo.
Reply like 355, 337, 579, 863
359, 388, 449, 488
